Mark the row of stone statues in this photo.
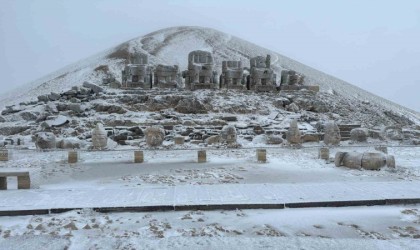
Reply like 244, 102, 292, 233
119, 51, 304, 91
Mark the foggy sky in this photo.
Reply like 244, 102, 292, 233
0, 0, 419, 111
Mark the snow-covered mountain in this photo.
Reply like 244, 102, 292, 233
0, 26, 418, 122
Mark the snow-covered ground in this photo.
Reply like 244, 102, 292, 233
0, 145, 419, 248
0, 205, 419, 249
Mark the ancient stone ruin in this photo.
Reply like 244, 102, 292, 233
335, 151, 395, 170
280, 69, 319, 92
182, 50, 218, 90
248, 55, 276, 92
122, 52, 153, 89
286, 120, 301, 145
220, 61, 245, 90
323, 121, 341, 146
154, 64, 181, 89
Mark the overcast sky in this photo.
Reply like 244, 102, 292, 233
0, 0, 419, 111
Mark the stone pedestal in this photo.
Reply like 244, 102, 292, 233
174, 136, 185, 145
0, 150, 8, 161
17, 175, 30, 189
198, 150, 206, 163
0, 177, 7, 190
318, 147, 329, 160
134, 151, 144, 163
68, 151, 78, 163
257, 149, 266, 163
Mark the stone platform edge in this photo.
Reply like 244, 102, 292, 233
0, 198, 419, 217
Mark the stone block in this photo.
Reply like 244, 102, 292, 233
134, 151, 144, 163
174, 136, 185, 145
0, 177, 7, 190
0, 150, 8, 161
257, 149, 267, 163
198, 150, 206, 163
387, 155, 395, 168
17, 175, 30, 189
374, 146, 388, 154
318, 147, 329, 160
68, 151, 78, 164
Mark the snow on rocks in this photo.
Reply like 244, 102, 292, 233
324, 121, 341, 146
35, 132, 56, 149
83, 81, 104, 94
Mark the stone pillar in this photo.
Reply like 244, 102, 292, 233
257, 149, 266, 163
174, 136, 185, 145
374, 146, 388, 154
318, 147, 329, 160
198, 150, 206, 163
0, 177, 7, 190
386, 155, 395, 168
0, 150, 8, 161
68, 151, 78, 163
17, 175, 30, 189
134, 151, 144, 163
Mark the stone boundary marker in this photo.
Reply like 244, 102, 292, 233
68, 151, 78, 163
256, 149, 266, 162
134, 151, 144, 163
0, 150, 8, 161
0, 198, 418, 216
198, 150, 206, 163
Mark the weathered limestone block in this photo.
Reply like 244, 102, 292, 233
92, 123, 108, 149
302, 134, 320, 143
286, 120, 301, 145
145, 126, 165, 147
257, 149, 267, 162
0, 150, 8, 161
17, 175, 30, 189
220, 125, 237, 144
335, 151, 391, 170
174, 136, 185, 145
350, 128, 369, 142
35, 132, 56, 150
318, 147, 329, 160
134, 151, 144, 163
324, 121, 341, 146
68, 151, 78, 164
198, 150, 206, 163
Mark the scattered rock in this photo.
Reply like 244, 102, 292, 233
35, 132, 57, 149
45, 115, 69, 127
205, 135, 221, 145
175, 98, 207, 114
48, 92, 61, 101
0, 126, 30, 135
266, 135, 283, 144
20, 111, 38, 121
287, 103, 300, 112
384, 127, 403, 140
37, 95, 49, 103
83, 81, 104, 94
350, 128, 368, 142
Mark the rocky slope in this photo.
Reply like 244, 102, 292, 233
0, 26, 418, 123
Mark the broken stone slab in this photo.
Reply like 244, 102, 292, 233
83, 81, 104, 94
0, 126, 30, 136
20, 111, 38, 121
266, 135, 283, 144
45, 115, 69, 127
